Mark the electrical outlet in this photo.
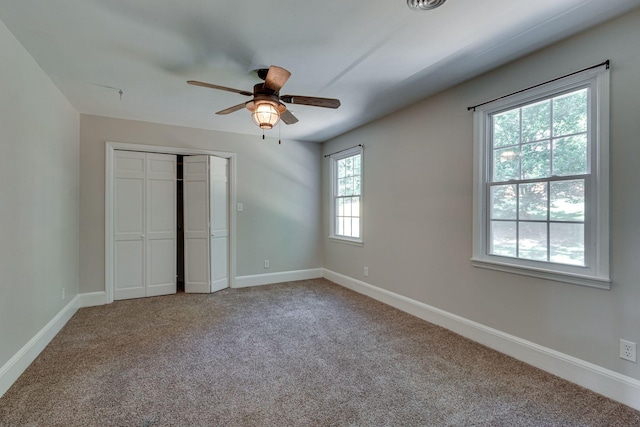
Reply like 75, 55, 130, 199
620, 339, 637, 362
264, 259, 270, 269
363, 267, 369, 277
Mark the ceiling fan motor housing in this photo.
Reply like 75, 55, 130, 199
245, 85, 286, 113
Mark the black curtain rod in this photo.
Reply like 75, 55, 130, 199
324, 144, 363, 158
467, 60, 609, 112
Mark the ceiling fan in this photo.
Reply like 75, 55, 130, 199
187, 65, 341, 130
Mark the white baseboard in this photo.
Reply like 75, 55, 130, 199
79, 291, 108, 307
0, 295, 80, 399
235, 268, 323, 288
5, 274, 638, 410
322, 269, 640, 411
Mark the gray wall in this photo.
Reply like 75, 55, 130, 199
0, 20, 80, 367
79, 115, 322, 294
322, 9, 640, 379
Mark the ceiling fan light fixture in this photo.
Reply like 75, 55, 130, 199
188, 65, 340, 132
251, 101, 280, 129
407, 0, 447, 11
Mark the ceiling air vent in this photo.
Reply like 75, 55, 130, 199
407, 0, 447, 11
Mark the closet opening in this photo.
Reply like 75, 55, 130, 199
177, 155, 184, 292
106, 142, 235, 303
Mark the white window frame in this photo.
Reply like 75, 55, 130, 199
330, 146, 363, 245
471, 66, 610, 289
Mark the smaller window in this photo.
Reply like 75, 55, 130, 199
330, 146, 363, 243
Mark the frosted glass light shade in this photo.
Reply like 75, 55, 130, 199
252, 102, 280, 129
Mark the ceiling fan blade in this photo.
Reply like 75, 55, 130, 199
216, 103, 247, 115
263, 66, 291, 92
280, 109, 299, 125
187, 80, 253, 97
280, 95, 341, 109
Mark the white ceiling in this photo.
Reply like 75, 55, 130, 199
1, 0, 638, 142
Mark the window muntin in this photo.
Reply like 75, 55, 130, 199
331, 147, 363, 242
472, 66, 610, 289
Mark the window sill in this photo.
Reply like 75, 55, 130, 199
471, 258, 611, 290
329, 236, 364, 247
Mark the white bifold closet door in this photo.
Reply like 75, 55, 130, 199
114, 151, 177, 300
183, 155, 229, 293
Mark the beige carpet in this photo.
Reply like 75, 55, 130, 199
0, 278, 638, 426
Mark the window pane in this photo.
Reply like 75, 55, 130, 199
337, 198, 344, 216
490, 221, 516, 257
337, 217, 344, 236
550, 180, 584, 222
352, 218, 360, 238
344, 197, 352, 217
490, 184, 517, 220
344, 216, 352, 236
353, 155, 361, 175
522, 100, 550, 143
518, 222, 548, 261
338, 159, 346, 178
553, 135, 587, 176
519, 182, 547, 221
344, 177, 354, 196
337, 178, 347, 196
521, 141, 550, 179
352, 196, 360, 217
553, 89, 587, 137
354, 176, 361, 196
493, 147, 519, 182
550, 223, 584, 266
493, 109, 520, 148
344, 157, 353, 177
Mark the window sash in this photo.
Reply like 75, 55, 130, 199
486, 176, 587, 266
489, 86, 591, 184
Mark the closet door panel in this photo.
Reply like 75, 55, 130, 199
114, 151, 146, 300
210, 156, 229, 292
183, 156, 211, 293
113, 151, 176, 300
146, 153, 177, 297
